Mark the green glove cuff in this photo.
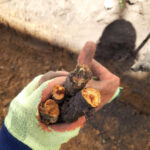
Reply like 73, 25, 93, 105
5, 75, 82, 150
108, 87, 122, 103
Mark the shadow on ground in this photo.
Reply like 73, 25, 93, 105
95, 19, 150, 114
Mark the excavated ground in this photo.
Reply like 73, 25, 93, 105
0, 24, 150, 150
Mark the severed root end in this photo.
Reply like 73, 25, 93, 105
64, 64, 92, 96
52, 85, 65, 101
72, 64, 92, 87
39, 99, 60, 125
81, 88, 101, 107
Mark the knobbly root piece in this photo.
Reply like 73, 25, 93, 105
61, 88, 101, 123
39, 99, 60, 125
52, 85, 65, 103
64, 64, 92, 96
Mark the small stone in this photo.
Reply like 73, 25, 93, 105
102, 138, 106, 144
104, 0, 114, 10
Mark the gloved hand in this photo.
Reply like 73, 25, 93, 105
78, 41, 121, 112
86, 59, 121, 111
4, 41, 120, 150
4, 71, 85, 150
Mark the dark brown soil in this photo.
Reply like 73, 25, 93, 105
1, 23, 150, 150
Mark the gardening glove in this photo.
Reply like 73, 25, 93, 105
86, 59, 121, 111
78, 41, 121, 112
4, 71, 85, 150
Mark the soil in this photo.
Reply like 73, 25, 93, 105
1, 23, 150, 150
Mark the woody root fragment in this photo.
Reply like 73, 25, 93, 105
39, 64, 101, 125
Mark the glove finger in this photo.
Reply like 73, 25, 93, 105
78, 41, 96, 68
39, 71, 69, 86
19, 71, 68, 98
91, 59, 113, 80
